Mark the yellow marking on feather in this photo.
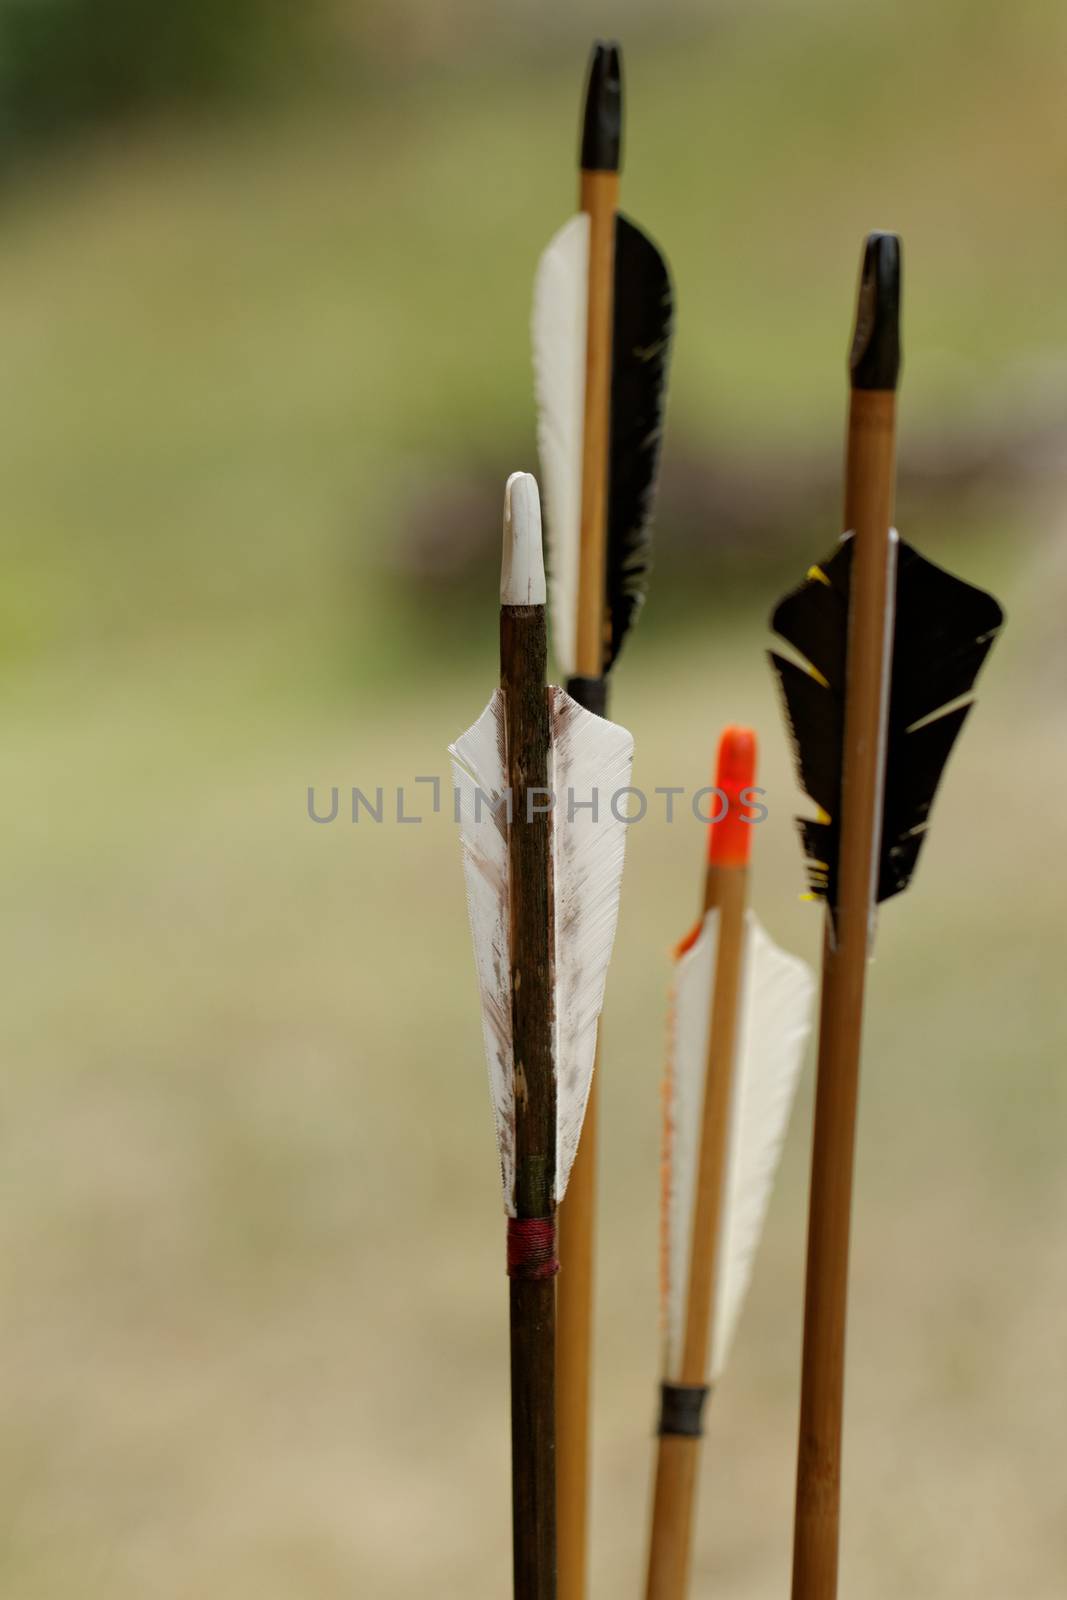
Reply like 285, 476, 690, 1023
806, 567, 832, 683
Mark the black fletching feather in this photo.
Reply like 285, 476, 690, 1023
769, 652, 842, 819
604, 213, 673, 672
770, 537, 1004, 910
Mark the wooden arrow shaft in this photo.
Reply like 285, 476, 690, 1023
501, 602, 557, 1600
556, 163, 618, 1600
791, 389, 897, 1600
511, 1278, 557, 1600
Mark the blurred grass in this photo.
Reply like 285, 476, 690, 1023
0, 2, 1066, 1596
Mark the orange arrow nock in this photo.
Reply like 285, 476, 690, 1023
708, 725, 758, 868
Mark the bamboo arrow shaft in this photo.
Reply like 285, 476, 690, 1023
681, 864, 748, 1380
791, 389, 897, 1600
501, 599, 557, 1600
645, 864, 748, 1600
646, 1432, 697, 1600
574, 168, 618, 676
555, 1069, 596, 1600
556, 161, 618, 1600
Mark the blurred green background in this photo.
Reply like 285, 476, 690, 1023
1, 2, 1065, 1595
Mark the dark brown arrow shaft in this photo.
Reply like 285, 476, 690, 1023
501, 602, 557, 1600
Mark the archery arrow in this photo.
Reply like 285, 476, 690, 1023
769, 234, 1005, 1600
531, 42, 674, 1594
449, 472, 634, 1600
645, 727, 815, 1600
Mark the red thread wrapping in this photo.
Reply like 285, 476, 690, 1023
506, 1217, 559, 1280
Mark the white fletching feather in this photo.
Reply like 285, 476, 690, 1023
664, 910, 814, 1381
664, 913, 717, 1381
550, 689, 633, 1198
449, 692, 514, 1204
449, 686, 633, 1214
531, 214, 589, 680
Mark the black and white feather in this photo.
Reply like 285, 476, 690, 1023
769, 536, 1005, 911
532, 212, 673, 679
604, 215, 673, 670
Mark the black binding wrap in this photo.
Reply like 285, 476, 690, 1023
565, 675, 608, 718
657, 1381, 709, 1438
